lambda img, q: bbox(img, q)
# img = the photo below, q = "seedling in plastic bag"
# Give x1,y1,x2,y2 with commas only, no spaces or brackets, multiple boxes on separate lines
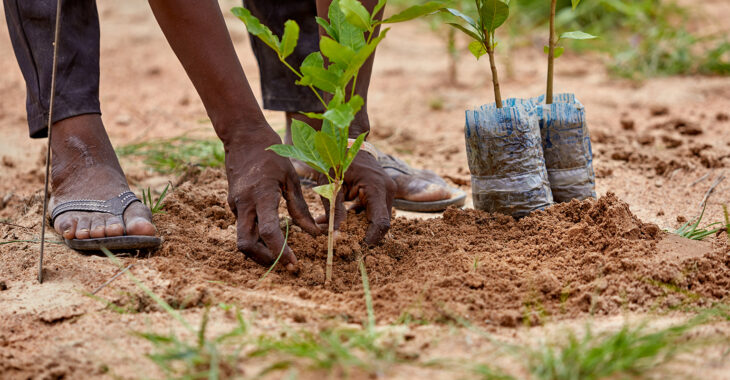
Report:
545,0,596,104
233,0,442,284
442,0,510,108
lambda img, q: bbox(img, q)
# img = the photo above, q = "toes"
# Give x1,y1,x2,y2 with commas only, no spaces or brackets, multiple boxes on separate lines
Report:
90,215,106,238
75,215,92,239
105,216,125,237
123,202,156,236
54,214,78,240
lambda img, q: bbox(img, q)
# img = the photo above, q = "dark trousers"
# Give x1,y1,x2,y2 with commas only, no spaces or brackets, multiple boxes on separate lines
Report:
4,0,101,138
243,0,324,113
3,0,323,139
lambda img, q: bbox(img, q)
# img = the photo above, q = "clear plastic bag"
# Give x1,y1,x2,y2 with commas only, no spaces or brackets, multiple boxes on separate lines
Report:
465,99,553,218
533,93,596,202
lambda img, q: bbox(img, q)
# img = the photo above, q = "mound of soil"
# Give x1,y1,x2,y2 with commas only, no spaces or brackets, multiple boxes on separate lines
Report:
149,168,729,327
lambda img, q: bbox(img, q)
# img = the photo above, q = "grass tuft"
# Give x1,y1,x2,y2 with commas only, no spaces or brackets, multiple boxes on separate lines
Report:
527,317,706,380
674,202,724,240
117,135,224,174
141,183,171,215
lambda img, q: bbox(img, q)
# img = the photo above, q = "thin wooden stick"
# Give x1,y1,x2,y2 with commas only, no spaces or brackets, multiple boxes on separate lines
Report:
91,264,133,295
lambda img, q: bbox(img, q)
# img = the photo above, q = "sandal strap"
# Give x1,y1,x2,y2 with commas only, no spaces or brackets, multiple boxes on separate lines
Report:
51,191,140,224
378,154,415,176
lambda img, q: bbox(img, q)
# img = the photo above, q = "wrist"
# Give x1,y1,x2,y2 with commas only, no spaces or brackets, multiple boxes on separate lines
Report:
217,121,280,149
348,138,379,159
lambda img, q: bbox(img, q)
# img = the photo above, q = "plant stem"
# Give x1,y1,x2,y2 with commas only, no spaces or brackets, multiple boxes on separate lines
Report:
486,35,503,108
546,0,557,104
278,58,328,108
325,183,339,285
447,28,457,85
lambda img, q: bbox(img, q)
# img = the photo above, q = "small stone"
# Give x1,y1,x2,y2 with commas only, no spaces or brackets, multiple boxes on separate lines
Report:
620,118,635,130
650,105,669,116
1,156,14,168
115,114,132,126
0,281,7,291
292,313,307,323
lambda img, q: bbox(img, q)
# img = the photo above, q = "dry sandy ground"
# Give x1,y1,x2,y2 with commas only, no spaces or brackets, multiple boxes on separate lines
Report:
1,1,730,379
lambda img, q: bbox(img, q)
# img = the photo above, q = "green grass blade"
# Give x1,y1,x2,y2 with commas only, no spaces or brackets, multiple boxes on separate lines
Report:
359,258,376,335
258,219,289,284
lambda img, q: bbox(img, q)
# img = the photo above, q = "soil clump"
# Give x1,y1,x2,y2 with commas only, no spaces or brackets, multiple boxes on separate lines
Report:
147,168,728,327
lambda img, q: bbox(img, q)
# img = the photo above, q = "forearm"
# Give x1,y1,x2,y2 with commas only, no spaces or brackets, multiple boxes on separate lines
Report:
149,0,271,145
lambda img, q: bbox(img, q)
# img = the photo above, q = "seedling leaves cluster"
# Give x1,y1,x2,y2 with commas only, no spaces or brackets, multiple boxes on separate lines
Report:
233,0,441,283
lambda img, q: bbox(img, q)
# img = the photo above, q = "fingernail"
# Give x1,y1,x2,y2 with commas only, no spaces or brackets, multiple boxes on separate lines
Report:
63,229,72,236
79,229,89,233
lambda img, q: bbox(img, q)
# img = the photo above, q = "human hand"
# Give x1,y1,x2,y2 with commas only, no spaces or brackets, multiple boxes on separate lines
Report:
225,128,320,272
316,150,396,246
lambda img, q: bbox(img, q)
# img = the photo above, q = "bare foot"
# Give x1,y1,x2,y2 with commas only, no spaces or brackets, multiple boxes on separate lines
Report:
48,115,156,240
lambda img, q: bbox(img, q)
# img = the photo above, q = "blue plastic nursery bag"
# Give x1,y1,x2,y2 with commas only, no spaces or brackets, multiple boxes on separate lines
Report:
465,99,553,218
533,93,596,202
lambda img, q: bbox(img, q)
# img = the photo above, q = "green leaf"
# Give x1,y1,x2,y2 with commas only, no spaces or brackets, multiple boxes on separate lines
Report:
446,22,482,42
315,132,341,170
320,37,356,68
323,105,357,129
479,0,510,33
329,0,367,50
382,2,445,24
267,144,328,174
373,0,387,16
560,30,597,40
571,0,581,9
322,95,364,129
442,8,477,29
340,28,389,86
339,0,372,31
468,40,487,59
543,45,565,58
267,144,305,162
347,95,364,114
279,20,300,59
300,112,325,120
316,16,337,40
290,120,321,163
328,89,346,109
343,132,367,173
313,183,336,201
231,7,280,53
301,51,325,69
298,52,340,93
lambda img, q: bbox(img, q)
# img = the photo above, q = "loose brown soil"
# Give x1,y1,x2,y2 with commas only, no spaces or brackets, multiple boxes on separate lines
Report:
114,170,730,327
2,0,730,378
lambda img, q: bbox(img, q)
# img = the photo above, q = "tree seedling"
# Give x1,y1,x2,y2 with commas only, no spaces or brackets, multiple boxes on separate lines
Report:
544,0,596,104
233,0,443,284
443,0,510,108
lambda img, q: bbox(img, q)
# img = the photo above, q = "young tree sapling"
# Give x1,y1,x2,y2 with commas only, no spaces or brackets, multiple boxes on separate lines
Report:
443,0,510,108
233,0,443,284
545,0,596,104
